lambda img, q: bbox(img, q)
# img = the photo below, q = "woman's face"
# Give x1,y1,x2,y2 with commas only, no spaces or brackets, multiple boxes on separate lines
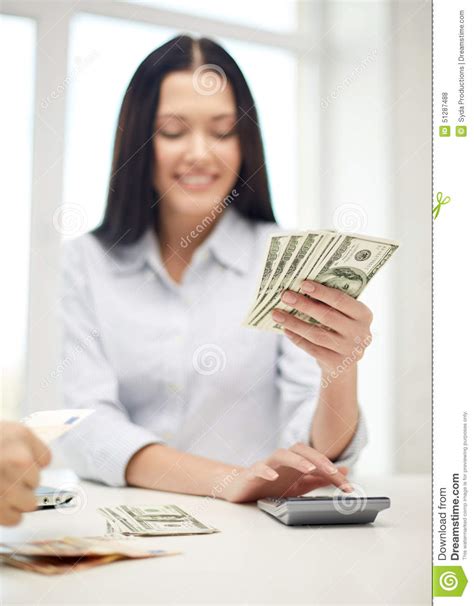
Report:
153,70,241,218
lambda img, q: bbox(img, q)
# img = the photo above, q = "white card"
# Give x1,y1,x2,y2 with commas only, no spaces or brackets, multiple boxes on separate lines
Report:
20,409,95,444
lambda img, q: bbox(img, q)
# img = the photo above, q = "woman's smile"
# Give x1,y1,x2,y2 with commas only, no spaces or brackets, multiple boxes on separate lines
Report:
175,171,219,191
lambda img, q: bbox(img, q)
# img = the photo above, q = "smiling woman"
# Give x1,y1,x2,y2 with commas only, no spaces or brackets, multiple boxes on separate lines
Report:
59,34,369,503
94,35,274,248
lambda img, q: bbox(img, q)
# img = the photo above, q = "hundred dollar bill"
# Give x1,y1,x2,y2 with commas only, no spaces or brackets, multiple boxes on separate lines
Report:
246,232,325,326
253,231,345,331
247,235,303,316
244,231,399,332
256,235,287,300
0,536,178,575
99,504,219,537
20,409,95,444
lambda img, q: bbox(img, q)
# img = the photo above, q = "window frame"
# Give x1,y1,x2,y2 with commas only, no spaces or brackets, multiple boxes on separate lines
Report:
1,0,322,415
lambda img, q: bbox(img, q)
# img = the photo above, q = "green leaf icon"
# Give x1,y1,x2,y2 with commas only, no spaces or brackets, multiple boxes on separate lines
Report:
433,566,468,597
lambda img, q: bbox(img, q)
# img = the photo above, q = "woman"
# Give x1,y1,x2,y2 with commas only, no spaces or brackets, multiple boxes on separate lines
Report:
60,35,372,503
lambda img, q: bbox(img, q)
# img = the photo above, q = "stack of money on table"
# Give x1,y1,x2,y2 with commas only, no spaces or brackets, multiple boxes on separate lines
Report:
0,536,178,574
99,504,218,537
244,230,399,332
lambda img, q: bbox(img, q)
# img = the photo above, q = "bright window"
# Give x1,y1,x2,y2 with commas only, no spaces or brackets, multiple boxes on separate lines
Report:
0,14,36,417
63,13,298,235
63,14,177,234
123,0,297,32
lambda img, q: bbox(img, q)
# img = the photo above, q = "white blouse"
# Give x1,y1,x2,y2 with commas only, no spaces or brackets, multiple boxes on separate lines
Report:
58,207,367,486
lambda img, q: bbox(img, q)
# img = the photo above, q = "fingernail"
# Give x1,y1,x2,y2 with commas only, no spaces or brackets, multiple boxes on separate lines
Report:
301,281,316,293
272,310,286,323
341,483,353,493
265,470,279,480
281,291,297,304
324,463,338,474
300,462,317,473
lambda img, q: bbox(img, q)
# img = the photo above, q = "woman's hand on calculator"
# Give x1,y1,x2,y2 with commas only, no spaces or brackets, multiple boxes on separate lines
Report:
222,442,352,503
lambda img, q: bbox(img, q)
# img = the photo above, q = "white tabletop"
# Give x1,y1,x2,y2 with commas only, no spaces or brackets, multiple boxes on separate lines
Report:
0,471,430,605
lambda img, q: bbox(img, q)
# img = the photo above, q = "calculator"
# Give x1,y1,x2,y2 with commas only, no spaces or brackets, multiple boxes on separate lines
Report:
257,496,390,526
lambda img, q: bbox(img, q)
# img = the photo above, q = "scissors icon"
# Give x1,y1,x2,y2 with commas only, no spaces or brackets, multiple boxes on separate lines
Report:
433,192,451,219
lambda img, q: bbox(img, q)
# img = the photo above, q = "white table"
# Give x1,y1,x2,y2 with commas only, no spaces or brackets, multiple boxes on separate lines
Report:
0,472,430,605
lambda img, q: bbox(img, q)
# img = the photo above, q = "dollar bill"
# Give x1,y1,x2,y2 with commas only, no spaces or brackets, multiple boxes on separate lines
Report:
20,409,95,444
255,235,301,301
244,231,399,332
98,504,219,537
0,536,178,575
255,232,345,331
246,233,323,326
255,235,287,300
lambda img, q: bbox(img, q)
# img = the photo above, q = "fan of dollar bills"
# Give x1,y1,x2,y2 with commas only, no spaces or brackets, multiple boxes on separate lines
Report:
244,230,399,332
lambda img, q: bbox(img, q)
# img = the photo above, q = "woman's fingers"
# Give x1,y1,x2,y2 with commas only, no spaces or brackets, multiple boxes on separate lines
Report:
250,449,318,480
283,466,352,498
248,445,352,495
267,449,317,474
300,281,370,321
11,484,38,513
290,443,353,492
282,474,334,498
249,462,280,481
0,504,22,526
278,293,352,335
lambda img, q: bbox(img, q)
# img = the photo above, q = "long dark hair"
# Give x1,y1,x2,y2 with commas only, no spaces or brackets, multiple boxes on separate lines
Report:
93,34,276,246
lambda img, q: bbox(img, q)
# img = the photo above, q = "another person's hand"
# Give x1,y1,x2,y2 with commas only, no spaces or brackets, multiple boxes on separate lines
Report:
222,442,351,503
271,281,373,377
0,421,51,526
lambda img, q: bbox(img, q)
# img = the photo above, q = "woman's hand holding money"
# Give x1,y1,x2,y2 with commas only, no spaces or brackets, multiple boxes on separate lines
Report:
271,281,373,377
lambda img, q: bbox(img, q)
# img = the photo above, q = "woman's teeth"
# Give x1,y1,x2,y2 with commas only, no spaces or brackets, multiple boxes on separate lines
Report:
179,175,214,185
